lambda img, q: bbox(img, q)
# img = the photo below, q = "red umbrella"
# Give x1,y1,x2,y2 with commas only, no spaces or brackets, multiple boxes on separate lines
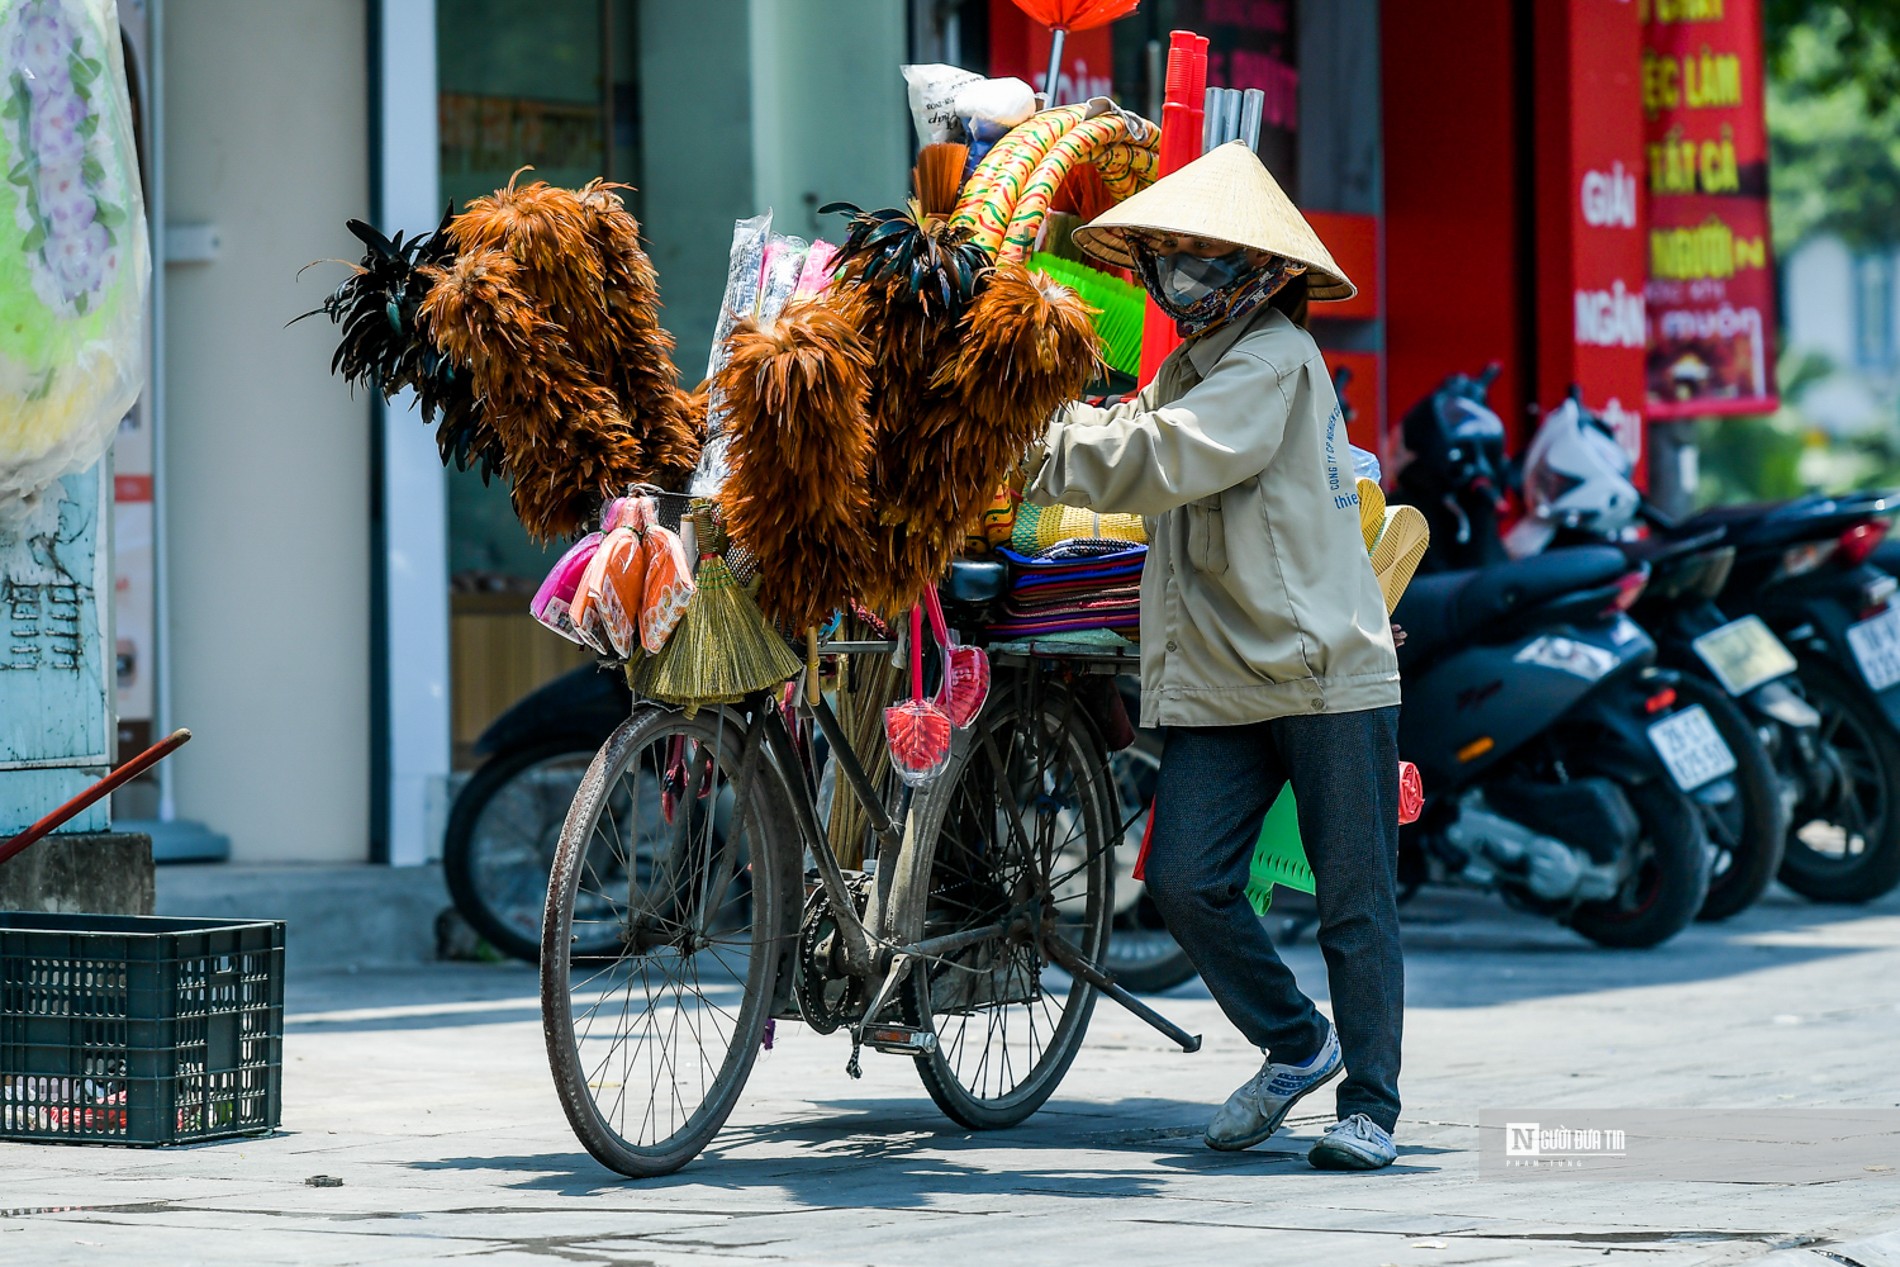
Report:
1010,0,1141,106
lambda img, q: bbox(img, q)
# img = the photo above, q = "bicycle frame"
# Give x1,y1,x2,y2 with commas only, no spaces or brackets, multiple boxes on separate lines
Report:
743,643,1201,1054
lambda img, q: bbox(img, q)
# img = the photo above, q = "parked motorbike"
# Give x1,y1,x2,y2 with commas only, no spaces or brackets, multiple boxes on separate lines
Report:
1397,384,1794,919
1675,488,1900,902
443,664,632,962
1392,546,1715,947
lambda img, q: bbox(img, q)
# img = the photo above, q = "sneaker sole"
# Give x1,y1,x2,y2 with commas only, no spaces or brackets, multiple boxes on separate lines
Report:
1307,1137,1394,1171
1203,1059,1344,1152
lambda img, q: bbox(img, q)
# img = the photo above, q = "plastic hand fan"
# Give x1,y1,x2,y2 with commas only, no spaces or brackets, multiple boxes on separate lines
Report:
1398,761,1424,825
572,528,642,658
625,498,695,654
886,699,954,787
886,607,953,786
531,532,602,643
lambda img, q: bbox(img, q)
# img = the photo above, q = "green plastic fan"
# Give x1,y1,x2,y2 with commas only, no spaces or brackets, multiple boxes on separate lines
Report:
1028,252,1145,379
1245,787,1316,915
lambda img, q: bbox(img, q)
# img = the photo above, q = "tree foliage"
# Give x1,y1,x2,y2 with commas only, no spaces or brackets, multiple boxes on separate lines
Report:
1765,0,1900,108
1766,4,1900,252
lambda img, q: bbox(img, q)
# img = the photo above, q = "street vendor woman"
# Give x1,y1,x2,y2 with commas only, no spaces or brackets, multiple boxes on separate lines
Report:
1018,141,1405,1170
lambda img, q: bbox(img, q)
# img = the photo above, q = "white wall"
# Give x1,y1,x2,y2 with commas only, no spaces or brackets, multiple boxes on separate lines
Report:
162,0,371,862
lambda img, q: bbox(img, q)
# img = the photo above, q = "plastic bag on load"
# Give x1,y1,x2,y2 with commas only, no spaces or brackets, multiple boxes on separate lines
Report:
531,532,603,644
1350,444,1382,485
903,63,982,146
701,211,772,443
954,75,1036,128
0,0,151,526
754,234,809,328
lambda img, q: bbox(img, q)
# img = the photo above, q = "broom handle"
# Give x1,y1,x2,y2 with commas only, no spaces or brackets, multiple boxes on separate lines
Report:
909,607,925,701
0,729,193,867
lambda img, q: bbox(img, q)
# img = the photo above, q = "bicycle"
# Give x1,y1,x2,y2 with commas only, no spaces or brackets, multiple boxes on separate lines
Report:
538,627,1200,1178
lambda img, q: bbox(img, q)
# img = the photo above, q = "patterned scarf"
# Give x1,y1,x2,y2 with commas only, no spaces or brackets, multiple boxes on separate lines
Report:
1130,241,1307,339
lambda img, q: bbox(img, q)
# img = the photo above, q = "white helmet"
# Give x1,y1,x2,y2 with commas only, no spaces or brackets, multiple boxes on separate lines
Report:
1520,397,1640,534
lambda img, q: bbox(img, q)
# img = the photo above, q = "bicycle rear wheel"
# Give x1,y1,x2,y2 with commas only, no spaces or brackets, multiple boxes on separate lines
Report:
900,678,1114,1129
541,704,791,1177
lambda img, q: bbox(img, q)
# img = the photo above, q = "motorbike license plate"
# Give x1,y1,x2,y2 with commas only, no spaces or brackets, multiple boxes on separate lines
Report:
1646,705,1738,792
1848,607,1900,692
1692,616,1798,696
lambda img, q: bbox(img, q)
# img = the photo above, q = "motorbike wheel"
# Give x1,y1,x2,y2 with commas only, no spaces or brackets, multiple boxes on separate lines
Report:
1102,706,1198,993
444,739,601,964
1568,780,1710,948
1672,675,1786,921
1779,659,1900,903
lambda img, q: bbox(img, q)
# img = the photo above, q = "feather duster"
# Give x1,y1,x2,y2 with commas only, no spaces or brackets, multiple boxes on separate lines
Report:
418,249,646,539
579,179,703,487
294,210,502,482
446,170,609,358
821,201,997,613
944,262,1102,430
715,302,876,630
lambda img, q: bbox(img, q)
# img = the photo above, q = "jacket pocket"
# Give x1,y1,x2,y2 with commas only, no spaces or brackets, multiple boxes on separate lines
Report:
1186,497,1229,575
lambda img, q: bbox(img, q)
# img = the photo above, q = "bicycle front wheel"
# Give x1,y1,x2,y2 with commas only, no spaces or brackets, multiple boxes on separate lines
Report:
541,704,792,1177
900,678,1114,1129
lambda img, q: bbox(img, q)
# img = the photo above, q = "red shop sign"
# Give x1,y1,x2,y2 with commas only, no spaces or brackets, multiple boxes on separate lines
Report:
1537,0,1650,467
1642,0,1778,417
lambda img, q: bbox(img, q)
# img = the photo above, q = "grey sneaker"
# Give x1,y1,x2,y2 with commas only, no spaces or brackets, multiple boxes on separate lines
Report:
1308,1113,1397,1170
1204,1026,1343,1152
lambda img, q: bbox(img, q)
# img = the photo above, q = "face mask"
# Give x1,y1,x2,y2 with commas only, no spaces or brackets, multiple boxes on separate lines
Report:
1131,241,1307,338
1148,248,1255,310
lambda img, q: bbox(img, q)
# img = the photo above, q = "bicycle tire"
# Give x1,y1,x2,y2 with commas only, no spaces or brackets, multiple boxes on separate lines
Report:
899,678,1114,1129
541,704,793,1178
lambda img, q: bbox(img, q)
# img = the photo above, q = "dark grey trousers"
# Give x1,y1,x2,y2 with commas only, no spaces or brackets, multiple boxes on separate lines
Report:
1143,706,1404,1132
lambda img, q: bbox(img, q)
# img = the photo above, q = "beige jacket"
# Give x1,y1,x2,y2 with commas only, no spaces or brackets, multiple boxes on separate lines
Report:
1025,304,1400,728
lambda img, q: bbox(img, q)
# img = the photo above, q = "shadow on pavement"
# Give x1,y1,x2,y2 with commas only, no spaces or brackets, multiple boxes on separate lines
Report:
406,1095,1425,1202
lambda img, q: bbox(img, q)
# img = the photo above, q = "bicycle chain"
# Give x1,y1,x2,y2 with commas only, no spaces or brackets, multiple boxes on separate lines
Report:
795,872,871,1034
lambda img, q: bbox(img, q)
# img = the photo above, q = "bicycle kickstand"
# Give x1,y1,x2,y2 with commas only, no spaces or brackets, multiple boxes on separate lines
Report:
1044,937,1202,1053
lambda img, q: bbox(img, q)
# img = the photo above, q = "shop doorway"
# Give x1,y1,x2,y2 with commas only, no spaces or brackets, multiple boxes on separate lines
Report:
436,0,641,767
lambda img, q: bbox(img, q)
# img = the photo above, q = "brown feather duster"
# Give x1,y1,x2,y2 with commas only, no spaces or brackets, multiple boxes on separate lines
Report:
418,249,648,539
578,179,702,486
945,263,1102,429
715,301,877,629
867,263,1100,603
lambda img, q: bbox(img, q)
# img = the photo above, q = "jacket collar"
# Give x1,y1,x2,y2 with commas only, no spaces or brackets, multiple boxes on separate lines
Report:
1184,302,1282,381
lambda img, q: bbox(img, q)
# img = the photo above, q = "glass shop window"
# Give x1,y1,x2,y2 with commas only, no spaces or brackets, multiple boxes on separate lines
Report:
436,0,641,765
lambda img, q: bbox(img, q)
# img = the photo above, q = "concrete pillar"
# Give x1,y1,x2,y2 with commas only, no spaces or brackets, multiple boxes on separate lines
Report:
160,0,372,863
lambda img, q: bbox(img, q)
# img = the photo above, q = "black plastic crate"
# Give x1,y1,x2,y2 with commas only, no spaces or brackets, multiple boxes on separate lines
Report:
0,913,284,1146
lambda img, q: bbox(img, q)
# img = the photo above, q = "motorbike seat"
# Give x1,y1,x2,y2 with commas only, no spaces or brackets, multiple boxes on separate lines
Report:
945,558,1008,604
1394,545,1630,663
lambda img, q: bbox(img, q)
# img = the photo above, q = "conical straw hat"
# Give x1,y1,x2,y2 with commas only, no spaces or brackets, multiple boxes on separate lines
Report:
1073,140,1357,301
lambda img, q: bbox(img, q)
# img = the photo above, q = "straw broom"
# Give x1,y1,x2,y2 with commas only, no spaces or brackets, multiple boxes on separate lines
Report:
629,507,801,708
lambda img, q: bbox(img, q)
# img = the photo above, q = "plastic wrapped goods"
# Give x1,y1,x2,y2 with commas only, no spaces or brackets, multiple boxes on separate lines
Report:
902,63,981,146
0,0,151,525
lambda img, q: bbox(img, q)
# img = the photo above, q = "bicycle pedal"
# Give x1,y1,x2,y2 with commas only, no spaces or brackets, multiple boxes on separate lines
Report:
862,1024,938,1056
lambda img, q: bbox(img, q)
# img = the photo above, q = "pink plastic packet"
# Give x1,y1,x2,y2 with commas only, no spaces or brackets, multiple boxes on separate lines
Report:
794,240,839,297
531,532,604,644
